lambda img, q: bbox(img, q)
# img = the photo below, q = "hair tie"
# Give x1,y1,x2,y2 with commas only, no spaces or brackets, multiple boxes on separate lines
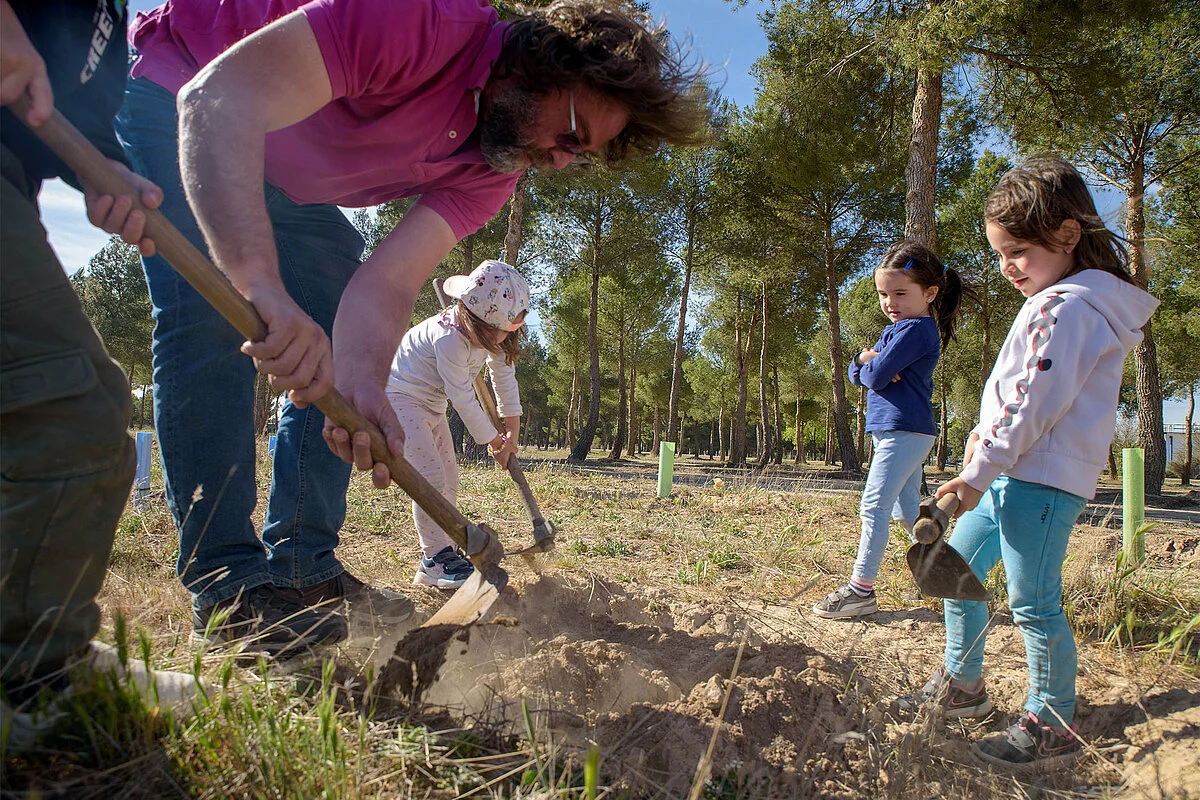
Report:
944,264,949,272
903,259,914,270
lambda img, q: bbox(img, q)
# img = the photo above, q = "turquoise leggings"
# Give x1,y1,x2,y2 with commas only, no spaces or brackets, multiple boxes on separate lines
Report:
943,475,1087,725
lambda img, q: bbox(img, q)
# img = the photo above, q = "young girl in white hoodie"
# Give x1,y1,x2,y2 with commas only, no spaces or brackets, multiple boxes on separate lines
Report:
386,260,528,589
906,155,1158,771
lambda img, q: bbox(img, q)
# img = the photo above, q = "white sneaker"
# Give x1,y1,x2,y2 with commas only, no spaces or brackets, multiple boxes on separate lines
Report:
1,641,203,750
413,547,474,589
812,584,878,619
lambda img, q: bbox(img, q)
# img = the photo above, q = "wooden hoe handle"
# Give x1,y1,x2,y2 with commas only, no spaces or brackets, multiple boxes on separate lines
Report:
14,100,501,571
912,493,961,545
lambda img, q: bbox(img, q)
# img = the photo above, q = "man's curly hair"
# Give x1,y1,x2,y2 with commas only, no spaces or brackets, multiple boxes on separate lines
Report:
494,1,708,163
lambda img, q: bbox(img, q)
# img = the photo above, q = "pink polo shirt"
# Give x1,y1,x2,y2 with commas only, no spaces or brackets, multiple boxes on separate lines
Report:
129,0,522,240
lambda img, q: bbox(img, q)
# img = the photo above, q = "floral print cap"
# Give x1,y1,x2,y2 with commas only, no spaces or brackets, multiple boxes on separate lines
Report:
443,260,530,332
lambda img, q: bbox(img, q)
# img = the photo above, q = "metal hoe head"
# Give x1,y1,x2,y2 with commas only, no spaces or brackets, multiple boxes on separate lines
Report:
906,539,989,601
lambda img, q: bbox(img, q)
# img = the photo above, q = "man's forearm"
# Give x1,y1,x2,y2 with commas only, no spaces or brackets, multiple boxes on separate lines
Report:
178,85,280,294
176,10,333,298
332,265,418,395
332,204,457,397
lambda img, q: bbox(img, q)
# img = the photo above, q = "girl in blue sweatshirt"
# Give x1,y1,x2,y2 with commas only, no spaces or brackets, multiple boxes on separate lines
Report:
813,241,969,619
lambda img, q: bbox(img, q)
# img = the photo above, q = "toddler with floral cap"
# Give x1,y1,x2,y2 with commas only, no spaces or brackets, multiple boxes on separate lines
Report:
385,260,529,588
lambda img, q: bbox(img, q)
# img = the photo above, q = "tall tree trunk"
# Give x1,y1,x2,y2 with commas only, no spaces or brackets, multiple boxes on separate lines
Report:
729,295,756,466
652,406,661,453
905,66,942,250
1126,163,1165,494
570,238,603,462
609,332,627,460
667,215,697,445
718,404,727,462
1183,385,1194,487
936,377,949,471
757,284,772,467
794,393,805,464
503,173,528,266
626,362,637,456
772,366,784,465
567,364,579,444
823,226,861,473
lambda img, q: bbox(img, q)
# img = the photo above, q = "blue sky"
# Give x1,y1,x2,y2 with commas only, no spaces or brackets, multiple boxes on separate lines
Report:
34,0,1188,426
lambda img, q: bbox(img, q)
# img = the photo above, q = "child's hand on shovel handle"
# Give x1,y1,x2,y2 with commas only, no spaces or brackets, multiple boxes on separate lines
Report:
936,477,983,518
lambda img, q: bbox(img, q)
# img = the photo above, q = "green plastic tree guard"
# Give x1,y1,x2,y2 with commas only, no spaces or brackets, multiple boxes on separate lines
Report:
657,441,676,499
1122,447,1145,565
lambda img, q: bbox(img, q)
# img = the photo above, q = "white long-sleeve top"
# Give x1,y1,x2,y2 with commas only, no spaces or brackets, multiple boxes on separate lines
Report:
960,269,1158,500
385,306,522,445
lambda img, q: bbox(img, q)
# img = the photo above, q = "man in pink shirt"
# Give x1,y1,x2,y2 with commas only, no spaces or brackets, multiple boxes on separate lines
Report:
115,0,705,655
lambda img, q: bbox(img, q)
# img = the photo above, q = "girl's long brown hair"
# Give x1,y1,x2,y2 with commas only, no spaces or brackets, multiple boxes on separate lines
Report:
985,154,1135,286
876,240,975,349
456,302,525,366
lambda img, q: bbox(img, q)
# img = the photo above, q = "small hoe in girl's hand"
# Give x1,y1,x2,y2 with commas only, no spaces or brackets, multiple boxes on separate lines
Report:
906,495,989,600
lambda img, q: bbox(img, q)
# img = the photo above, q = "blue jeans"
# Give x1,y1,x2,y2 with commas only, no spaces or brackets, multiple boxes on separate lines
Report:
114,78,365,610
943,475,1087,725
853,430,934,583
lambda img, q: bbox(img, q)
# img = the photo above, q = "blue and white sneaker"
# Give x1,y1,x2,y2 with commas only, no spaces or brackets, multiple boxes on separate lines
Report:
413,547,474,589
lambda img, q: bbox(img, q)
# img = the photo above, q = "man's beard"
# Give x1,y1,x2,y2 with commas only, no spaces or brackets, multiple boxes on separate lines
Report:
477,86,544,173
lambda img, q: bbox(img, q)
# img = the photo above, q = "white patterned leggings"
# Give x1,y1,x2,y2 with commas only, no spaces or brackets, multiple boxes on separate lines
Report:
389,395,459,558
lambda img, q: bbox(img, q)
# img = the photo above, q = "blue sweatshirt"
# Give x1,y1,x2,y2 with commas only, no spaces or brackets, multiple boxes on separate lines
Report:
848,316,940,436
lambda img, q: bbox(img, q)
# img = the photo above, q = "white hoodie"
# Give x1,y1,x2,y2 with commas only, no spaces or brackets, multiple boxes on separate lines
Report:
960,269,1158,500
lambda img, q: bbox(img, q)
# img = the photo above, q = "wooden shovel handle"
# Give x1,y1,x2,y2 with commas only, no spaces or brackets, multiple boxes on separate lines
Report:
15,100,481,554
912,493,960,545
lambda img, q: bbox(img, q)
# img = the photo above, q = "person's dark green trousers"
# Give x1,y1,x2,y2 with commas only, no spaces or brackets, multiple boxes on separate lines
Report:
1,143,135,685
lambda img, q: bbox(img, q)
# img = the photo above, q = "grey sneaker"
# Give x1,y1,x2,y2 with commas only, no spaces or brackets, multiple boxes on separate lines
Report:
973,711,1080,771
299,570,414,625
895,666,992,719
812,584,877,619
413,547,474,589
1,641,202,750
191,584,347,656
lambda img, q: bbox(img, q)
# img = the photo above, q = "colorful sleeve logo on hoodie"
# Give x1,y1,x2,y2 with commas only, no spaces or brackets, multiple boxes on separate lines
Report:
984,293,1066,444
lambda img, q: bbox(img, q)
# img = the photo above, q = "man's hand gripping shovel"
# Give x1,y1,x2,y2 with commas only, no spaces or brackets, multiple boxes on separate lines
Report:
14,99,507,628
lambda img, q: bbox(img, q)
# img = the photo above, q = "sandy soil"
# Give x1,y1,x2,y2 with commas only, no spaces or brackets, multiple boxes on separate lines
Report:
100,458,1200,798
346,559,1198,799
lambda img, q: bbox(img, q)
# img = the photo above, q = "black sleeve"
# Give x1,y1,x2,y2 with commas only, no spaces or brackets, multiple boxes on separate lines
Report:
1,0,130,190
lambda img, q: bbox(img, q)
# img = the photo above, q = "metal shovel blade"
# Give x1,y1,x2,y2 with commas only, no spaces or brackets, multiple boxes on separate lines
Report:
906,539,989,601
423,569,502,627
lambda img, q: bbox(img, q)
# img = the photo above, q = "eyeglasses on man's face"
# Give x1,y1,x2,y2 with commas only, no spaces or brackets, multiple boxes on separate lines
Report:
554,90,593,167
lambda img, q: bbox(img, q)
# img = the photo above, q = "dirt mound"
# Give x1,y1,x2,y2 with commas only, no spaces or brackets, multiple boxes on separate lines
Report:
1121,704,1200,799
362,573,875,794
351,567,1200,797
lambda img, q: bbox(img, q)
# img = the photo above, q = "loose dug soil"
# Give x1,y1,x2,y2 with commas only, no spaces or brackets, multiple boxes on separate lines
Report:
351,569,1200,798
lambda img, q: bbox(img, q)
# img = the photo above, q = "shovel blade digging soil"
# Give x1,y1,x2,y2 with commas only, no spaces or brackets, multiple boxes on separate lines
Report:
906,494,989,601
14,100,507,627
